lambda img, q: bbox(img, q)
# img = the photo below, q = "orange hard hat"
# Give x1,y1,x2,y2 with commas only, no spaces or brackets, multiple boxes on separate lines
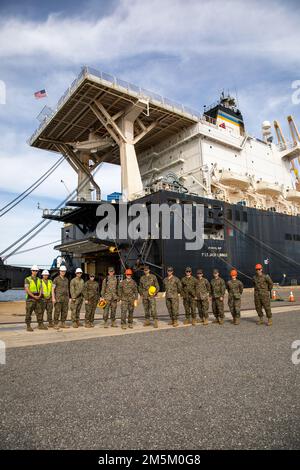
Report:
255,263,263,270
230,269,238,277
125,269,133,275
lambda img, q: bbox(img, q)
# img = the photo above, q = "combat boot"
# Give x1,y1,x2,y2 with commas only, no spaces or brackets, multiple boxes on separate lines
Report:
111,320,118,327
192,318,197,326
203,318,209,326
267,318,273,326
173,320,179,327
53,322,60,329
219,318,224,325
183,318,191,325
85,322,91,328
77,321,83,327
153,319,158,328
168,319,174,325
128,323,133,329
143,319,151,327
61,322,70,329
72,322,79,328
256,317,264,325
196,318,201,324
121,324,127,330
26,324,34,332
90,322,95,328
235,318,240,325
38,323,48,330
48,321,54,328
212,318,219,324
104,320,109,328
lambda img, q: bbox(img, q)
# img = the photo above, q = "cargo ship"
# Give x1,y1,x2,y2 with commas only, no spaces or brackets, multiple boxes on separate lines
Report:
28,66,300,287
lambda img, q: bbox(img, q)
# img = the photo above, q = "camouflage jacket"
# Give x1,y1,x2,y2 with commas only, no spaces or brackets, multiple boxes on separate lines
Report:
210,277,226,298
163,275,182,299
139,273,160,299
181,276,197,299
101,275,119,301
53,275,69,301
253,274,273,294
83,280,99,301
195,277,211,300
70,277,84,299
118,278,138,301
227,279,244,299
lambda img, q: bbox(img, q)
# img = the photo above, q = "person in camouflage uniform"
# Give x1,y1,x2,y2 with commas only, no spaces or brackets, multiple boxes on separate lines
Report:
253,263,273,326
52,265,70,329
70,268,85,328
40,269,54,327
83,273,99,328
24,265,45,331
181,267,197,326
195,269,211,325
163,267,182,327
118,269,138,329
139,265,160,328
101,267,119,328
227,269,244,325
210,269,226,325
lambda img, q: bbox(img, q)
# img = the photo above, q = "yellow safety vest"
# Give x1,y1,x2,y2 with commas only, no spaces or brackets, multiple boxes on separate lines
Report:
25,276,41,299
41,279,53,298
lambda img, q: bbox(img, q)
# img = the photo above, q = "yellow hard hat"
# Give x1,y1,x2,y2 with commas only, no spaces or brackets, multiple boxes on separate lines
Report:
98,299,107,309
148,285,156,296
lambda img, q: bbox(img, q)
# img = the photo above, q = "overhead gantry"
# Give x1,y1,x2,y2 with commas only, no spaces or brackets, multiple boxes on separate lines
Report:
29,66,199,202
89,98,157,201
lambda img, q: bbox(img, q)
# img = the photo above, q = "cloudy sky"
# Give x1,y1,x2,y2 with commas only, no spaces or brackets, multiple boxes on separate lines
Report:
0,0,300,267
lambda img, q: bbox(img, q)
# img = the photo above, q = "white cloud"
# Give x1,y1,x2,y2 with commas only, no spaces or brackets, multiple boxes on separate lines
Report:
0,0,299,67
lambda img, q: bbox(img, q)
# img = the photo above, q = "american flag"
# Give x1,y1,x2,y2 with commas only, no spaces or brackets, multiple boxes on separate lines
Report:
34,89,47,99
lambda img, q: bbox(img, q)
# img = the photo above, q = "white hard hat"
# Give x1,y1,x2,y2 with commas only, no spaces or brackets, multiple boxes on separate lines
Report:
59,265,67,272
75,268,83,273
42,269,49,276
31,265,39,271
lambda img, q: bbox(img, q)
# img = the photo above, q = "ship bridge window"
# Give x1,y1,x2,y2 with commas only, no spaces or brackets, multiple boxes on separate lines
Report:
235,211,241,221
293,234,300,241
242,212,248,222
285,234,292,241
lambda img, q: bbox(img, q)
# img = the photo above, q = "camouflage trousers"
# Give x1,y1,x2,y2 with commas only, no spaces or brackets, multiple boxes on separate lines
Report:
103,299,117,322
85,299,98,323
196,298,209,319
228,297,241,318
41,298,53,322
70,296,83,322
121,299,134,325
212,298,224,319
142,297,157,319
54,299,69,323
25,299,43,325
166,297,179,321
254,293,272,319
183,297,196,319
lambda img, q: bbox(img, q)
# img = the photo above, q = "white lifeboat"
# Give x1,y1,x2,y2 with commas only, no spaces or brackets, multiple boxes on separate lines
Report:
219,171,250,190
256,181,282,196
285,190,300,203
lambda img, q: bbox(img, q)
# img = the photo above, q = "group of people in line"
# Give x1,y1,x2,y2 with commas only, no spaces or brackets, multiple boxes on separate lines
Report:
24,263,274,332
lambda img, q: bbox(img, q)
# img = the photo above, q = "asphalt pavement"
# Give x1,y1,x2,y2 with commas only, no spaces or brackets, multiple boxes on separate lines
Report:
0,309,299,450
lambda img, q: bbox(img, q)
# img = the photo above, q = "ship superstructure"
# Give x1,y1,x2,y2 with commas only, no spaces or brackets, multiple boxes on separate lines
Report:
28,67,300,285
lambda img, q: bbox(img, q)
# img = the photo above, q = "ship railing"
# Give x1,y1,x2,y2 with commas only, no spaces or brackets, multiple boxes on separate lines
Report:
276,141,298,151
29,66,202,145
